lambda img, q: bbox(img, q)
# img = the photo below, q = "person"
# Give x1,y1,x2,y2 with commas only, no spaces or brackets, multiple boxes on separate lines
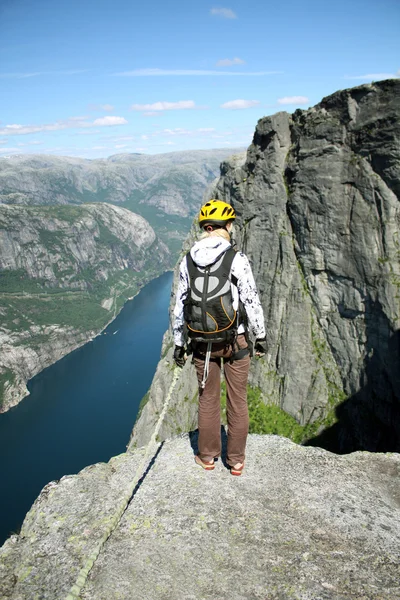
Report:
172,199,266,476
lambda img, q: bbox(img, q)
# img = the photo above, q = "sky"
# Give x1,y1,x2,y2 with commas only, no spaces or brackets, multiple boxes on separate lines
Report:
0,0,399,159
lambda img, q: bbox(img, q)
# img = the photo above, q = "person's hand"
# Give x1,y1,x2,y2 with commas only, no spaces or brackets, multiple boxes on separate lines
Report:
173,345,186,367
254,338,267,357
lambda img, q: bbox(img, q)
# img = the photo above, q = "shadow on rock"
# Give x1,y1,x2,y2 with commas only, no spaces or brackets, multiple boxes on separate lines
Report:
305,329,400,454
189,426,229,468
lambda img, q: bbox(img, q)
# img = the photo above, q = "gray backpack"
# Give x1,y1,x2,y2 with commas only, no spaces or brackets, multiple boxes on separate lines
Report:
183,248,238,343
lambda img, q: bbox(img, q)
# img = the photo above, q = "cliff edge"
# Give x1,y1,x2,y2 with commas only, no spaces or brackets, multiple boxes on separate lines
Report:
1,435,399,599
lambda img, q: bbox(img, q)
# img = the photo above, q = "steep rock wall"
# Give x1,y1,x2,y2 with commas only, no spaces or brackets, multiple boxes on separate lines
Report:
0,203,171,411
132,80,400,453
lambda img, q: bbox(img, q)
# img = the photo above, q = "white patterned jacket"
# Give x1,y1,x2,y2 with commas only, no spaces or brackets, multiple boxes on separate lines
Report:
173,237,266,347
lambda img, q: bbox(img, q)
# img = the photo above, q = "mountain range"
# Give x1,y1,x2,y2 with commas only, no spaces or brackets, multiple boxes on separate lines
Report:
0,148,243,410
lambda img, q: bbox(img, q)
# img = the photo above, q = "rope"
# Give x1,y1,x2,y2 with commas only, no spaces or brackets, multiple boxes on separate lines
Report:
65,366,181,600
200,341,212,389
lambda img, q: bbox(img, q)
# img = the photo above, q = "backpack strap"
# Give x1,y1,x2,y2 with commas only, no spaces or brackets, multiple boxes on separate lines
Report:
186,252,198,287
220,247,236,279
186,247,236,279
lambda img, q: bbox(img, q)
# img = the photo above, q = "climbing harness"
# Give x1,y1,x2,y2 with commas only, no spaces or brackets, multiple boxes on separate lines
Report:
65,366,181,600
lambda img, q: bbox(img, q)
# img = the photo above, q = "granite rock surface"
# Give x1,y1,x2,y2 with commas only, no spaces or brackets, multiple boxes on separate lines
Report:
0,435,399,600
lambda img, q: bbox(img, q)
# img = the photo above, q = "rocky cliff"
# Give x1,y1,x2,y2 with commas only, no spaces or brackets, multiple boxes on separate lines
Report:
0,149,243,258
0,435,399,599
0,203,171,411
132,79,400,453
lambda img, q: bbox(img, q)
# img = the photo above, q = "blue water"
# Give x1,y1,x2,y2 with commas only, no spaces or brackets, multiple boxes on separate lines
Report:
0,271,173,546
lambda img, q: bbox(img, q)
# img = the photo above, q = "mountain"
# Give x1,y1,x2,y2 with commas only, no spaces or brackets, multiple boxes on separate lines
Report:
131,79,400,453
1,435,399,599
0,147,243,411
0,148,245,259
0,203,171,411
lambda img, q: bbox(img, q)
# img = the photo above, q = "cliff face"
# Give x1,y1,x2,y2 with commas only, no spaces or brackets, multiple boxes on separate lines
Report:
0,149,244,258
0,203,171,411
132,79,400,453
1,435,399,599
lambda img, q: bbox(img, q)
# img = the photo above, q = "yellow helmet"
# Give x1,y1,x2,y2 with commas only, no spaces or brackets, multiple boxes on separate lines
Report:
199,199,236,228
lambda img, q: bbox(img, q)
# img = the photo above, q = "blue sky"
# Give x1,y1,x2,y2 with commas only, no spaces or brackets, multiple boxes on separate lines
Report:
0,0,399,158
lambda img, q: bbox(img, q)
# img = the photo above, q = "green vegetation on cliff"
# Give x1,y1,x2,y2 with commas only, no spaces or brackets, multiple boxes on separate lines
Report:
221,383,337,444
0,203,172,410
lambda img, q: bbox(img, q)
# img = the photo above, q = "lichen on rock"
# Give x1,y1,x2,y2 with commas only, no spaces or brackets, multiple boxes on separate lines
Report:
1,435,399,599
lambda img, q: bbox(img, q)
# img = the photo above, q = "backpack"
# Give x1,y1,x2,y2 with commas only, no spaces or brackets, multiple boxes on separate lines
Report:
183,247,239,344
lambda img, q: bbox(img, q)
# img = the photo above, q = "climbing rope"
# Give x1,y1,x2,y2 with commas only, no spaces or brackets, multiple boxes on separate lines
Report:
65,366,181,600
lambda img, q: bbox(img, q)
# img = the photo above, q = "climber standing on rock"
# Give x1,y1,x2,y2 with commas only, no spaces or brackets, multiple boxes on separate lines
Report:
172,199,266,476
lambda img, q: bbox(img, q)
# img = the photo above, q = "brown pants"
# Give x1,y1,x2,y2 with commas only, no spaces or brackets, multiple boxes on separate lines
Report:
193,334,250,467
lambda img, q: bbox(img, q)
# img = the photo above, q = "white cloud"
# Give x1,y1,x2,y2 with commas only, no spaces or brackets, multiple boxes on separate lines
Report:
0,116,128,136
115,68,280,77
92,146,107,150
115,144,128,149
0,147,20,154
89,103,115,112
210,7,237,19
198,128,215,132
130,100,197,111
0,123,68,135
141,135,149,140
69,116,89,121
92,116,128,126
277,96,309,105
220,99,260,110
0,70,87,79
344,72,399,81
216,58,245,67
0,139,8,145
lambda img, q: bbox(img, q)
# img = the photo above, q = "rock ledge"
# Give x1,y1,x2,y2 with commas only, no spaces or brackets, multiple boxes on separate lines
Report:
1,435,399,599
